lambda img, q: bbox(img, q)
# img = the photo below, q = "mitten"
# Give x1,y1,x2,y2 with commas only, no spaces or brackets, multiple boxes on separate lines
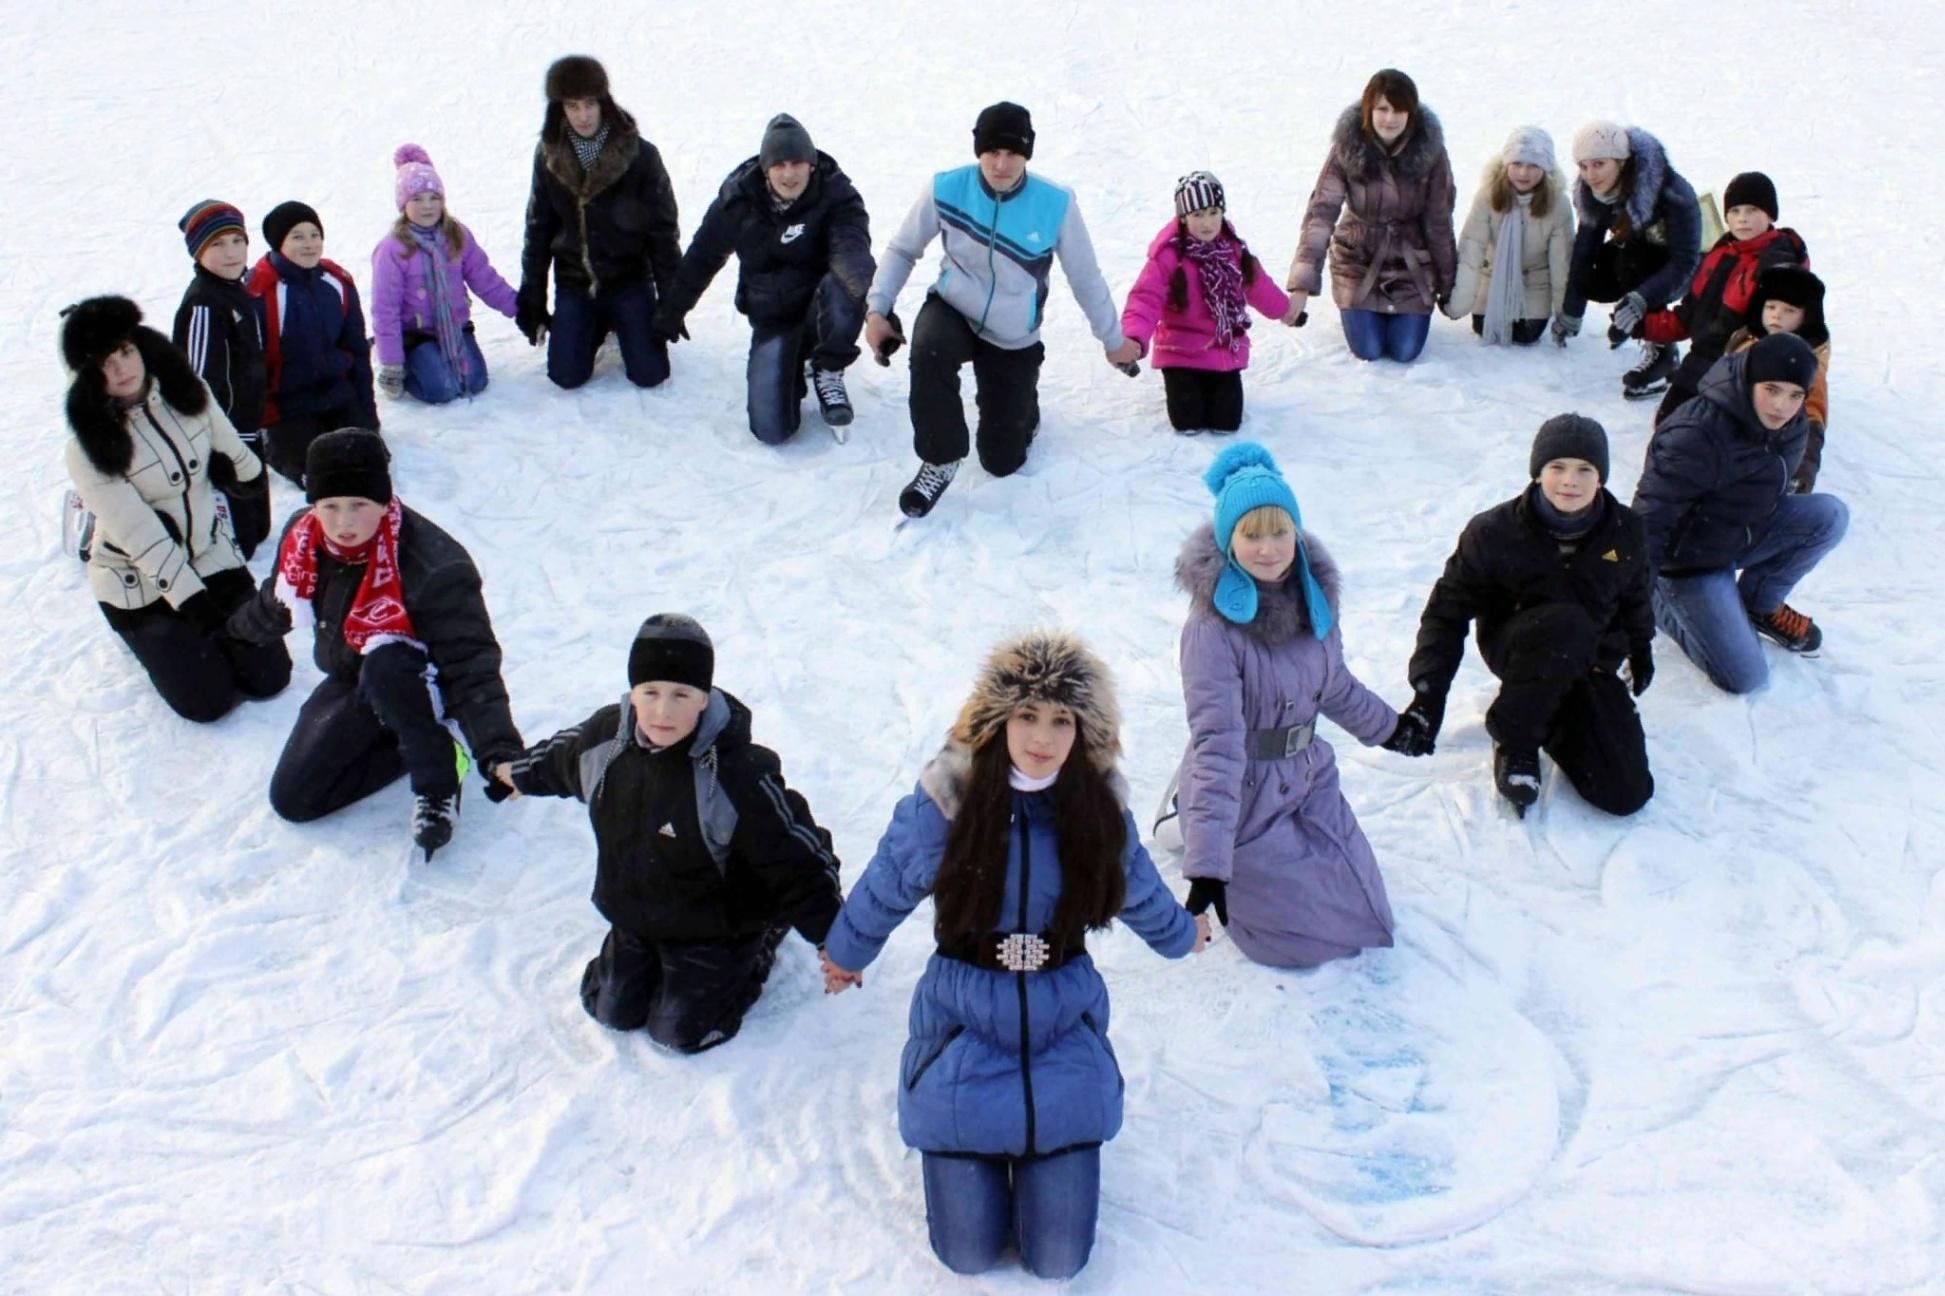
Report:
1551,313,1581,347
224,584,292,645
378,365,405,399
1185,877,1229,927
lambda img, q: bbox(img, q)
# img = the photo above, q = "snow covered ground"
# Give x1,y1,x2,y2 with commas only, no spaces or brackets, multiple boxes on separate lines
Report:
4,1,1944,1291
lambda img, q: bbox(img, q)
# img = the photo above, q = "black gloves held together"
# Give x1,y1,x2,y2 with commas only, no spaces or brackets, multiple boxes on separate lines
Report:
515,293,551,347
1382,691,1444,757
1186,877,1228,927
224,584,292,645
1627,643,1655,697
651,311,689,346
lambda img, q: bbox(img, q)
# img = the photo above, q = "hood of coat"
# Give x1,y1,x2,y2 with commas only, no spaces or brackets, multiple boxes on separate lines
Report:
1176,522,1344,645
540,105,644,199
1696,350,1804,442
916,739,1130,822
66,325,210,477
1574,125,1670,234
1331,103,1447,181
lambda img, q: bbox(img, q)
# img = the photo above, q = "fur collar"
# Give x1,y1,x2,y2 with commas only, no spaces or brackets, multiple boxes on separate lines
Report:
1330,103,1447,181
540,107,643,200
65,326,209,477
916,741,1130,821
1176,523,1344,645
1574,125,1670,234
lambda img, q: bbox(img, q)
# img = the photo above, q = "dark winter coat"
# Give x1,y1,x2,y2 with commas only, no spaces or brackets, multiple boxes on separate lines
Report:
659,151,874,328
245,252,379,428
1562,127,1701,319
1288,105,1458,315
173,267,267,435
1726,325,1831,491
1408,485,1655,701
520,108,681,302
275,505,521,764
821,743,1197,1158
1631,351,1809,575
1641,226,1809,389
505,689,842,945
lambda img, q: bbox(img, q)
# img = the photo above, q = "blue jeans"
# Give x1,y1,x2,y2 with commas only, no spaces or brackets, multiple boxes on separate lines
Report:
403,333,489,404
921,1145,1100,1280
1652,492,1849,694
746,273,866,443
1341,308,1431,362
548,281,670,389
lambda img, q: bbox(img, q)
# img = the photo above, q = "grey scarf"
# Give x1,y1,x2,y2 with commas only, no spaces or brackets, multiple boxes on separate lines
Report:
1481,193,1530,345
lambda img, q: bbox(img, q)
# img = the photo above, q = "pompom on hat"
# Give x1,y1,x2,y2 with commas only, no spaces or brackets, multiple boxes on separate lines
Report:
392,144,445,211
1204,442,1334,636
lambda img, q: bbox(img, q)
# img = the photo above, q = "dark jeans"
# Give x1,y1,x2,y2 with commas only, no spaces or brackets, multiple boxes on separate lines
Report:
268,642,458,822
264,405,370,487
747,274,866,443
908,294,1044,473
1480,605,1653,816
404,332,490,404
1161,367,1244,433
1470,315,1547,345
102,567,291,724
1580,239,1672,307
548,281,669,390
921,1145,1101,1280
579,924,786,1053
1341,309,1430,362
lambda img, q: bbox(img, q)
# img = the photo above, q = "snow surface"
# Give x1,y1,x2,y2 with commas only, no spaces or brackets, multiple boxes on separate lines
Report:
4,2,1945,1292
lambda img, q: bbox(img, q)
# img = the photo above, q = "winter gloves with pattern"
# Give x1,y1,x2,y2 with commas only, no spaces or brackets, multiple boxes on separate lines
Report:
377,365,405,399
1610,292,1647,337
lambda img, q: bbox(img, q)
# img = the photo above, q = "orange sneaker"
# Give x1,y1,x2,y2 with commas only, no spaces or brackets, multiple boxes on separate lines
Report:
1751,603,1822,654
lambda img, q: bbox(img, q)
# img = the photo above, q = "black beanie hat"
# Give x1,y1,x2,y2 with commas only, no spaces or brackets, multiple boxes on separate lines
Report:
263,201,323,254
545,54,609,103
1744,331,1818,390
628,613,714,690
1529,413,1610,483
759,113,816,170
1723,171,1779,222
973,102,1034,159
305,429,393,503
60,295,143,372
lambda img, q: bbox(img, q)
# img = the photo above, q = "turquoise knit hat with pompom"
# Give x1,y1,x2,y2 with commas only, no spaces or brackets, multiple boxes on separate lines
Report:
1204,442,1334,636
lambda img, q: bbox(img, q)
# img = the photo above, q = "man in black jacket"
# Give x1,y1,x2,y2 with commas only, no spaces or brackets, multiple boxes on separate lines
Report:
1631,333,1849,694
1402,415,1656,816
493,614,842,1054
655,114,875,443
517,55,682,390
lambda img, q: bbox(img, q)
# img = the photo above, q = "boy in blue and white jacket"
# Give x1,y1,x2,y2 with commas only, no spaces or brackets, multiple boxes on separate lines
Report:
864,102,1138,518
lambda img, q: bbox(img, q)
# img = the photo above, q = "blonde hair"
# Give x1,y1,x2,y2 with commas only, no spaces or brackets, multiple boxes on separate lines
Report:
1489,166,1557,218
1234,504,1294,539
391,213,467,259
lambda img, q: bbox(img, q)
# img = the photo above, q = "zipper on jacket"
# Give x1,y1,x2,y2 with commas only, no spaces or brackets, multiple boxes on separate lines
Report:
975,184,1001,336
142,402,196,550
907,1024,965,1091
1014,807,1037,1156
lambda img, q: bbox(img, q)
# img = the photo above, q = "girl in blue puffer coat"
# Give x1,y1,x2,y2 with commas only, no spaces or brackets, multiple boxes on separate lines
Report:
821,629,1208,1281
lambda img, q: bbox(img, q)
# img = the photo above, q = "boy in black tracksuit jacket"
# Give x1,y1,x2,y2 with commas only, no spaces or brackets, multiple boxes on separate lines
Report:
1398,415,1656,816
494,614,842,1054
173,199,272,556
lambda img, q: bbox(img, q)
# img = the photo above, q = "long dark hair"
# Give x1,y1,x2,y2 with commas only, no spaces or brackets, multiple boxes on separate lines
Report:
1165,217,1261,313
932,728,1128,948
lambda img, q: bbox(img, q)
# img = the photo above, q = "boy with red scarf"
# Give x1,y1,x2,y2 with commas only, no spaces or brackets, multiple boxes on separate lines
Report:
227,430,522,858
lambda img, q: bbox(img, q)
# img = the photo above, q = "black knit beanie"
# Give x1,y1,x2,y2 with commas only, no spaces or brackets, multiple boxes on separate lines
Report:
972,102,1034,158
1723,171,1779,222
760,114,816,169
305,429,393,503
1529,413,1610,483
1744,332,1818,389
263,201,323,254
628,614,714,690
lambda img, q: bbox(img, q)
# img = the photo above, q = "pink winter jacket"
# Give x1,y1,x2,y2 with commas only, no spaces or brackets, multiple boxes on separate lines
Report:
370,222,520,366
1120,223,1292,373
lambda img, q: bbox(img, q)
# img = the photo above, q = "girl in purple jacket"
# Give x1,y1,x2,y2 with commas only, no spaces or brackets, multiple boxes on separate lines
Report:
1171,443,1429,967
371,145,520,405
1120,172,1302,434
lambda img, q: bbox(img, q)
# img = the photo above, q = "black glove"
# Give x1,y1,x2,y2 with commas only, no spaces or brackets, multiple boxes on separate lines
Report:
515,293,551,346
652,312,689,345
1185,877,1228,927
1385,690,1445,755
224,583,292,645
872,310,905,366
178,590,225,633
1627,644,1655,697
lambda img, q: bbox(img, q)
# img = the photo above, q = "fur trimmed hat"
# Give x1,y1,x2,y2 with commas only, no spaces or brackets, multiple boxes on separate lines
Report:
392,144,444,211
950,629,1120,770
545,54,609,103
1572,121,1631,164
1746,265,1828,346
60,295,144,372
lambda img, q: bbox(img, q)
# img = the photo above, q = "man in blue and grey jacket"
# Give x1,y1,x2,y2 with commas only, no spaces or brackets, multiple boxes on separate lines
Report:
865,102,1139,517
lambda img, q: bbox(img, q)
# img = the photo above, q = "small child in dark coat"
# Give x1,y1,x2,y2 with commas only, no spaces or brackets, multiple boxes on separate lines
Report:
493,615,843,1054
1399,415,1656,817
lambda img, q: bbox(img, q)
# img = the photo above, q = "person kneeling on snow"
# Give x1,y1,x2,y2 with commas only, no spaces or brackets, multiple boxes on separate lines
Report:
1400,415,1656,818
1723,266,1832,493
1631,332,1849,694
652,113,875,444
491,615,842,1054
226,430,524,858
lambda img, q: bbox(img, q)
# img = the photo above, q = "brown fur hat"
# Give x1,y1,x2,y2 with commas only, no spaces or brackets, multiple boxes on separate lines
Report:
950,629,1121,770
545,55,609,103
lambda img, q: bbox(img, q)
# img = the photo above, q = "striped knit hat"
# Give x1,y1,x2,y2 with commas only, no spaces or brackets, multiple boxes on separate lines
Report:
1174,170,1225,217
178,199,247,260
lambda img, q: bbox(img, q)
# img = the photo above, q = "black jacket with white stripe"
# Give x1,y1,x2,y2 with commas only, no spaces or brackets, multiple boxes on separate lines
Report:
172,267,267,440
506,689,842,945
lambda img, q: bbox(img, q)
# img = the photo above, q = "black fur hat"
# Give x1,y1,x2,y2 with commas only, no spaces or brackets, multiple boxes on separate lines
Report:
60,295,143,373
63,299,208,477
1746,265,1829,347
545,55,609,103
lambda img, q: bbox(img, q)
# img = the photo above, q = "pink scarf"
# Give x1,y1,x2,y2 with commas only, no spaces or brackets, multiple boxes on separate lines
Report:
1183,233,1250,353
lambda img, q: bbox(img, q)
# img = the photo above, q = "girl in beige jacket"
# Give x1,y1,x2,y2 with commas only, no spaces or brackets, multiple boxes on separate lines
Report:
1444,127,1575,346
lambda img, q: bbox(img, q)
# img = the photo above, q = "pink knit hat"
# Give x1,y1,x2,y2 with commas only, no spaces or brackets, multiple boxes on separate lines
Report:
393,144,444,210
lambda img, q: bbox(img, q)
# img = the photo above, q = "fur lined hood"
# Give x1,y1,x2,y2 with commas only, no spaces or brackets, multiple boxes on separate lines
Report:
1176,523,1344,646
1330,103,1447,181
65,326,209,477
917,740,1131,821
1574,125,1671,234
944,628,1122,775
539,105,643,200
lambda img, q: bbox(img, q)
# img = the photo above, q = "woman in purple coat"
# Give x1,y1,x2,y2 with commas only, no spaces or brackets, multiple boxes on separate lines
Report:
1173,443,1430,967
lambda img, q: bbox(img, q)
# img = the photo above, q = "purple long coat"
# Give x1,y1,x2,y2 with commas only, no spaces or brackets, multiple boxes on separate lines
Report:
369,223,519,366
1175,525,1398,967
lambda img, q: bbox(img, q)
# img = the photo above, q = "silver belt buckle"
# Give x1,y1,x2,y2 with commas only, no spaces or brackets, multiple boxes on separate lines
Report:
1283,723,1312,757
996,932,1051,972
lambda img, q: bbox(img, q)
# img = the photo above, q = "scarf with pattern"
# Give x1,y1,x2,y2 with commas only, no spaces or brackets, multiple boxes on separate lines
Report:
275,497,419,654
1184,233,1249,352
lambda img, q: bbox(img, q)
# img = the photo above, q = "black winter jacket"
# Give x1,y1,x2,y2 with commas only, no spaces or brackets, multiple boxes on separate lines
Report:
1631,352,1809,575
273,505,522,764
173,267,267,436
1410,485,1655,698
519,109,681,302
1563,127,1701,320
659,151,874,327
505,690,842,945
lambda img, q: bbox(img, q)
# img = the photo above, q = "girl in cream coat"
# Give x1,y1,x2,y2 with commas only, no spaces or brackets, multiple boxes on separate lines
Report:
1445,127,1575,346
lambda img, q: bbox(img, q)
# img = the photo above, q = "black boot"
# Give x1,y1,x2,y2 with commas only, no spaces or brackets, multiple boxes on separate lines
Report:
413,786,462,861
1623,342,1679,399
810,364,853,436
898,459,961,518
1493,745,1542,817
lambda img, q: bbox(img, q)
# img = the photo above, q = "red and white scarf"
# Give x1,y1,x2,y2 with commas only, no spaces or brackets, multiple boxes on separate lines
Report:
274,497,421,654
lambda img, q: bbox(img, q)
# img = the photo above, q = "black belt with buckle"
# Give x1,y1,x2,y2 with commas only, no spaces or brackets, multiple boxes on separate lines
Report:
936,931,1086,973
1245,722,1315,759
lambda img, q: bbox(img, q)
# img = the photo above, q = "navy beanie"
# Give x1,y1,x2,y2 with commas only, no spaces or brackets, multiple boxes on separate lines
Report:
1745,331,1818,390
1530,413,1611,483
628,613,714,690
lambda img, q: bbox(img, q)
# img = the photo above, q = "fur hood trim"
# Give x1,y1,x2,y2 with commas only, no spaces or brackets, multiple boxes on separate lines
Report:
1331,103,1447,181
1575,125,1670,233
1176,523,1344,645
65,326,209,477
917,740,1131,821
948,629,1121,772
540,105,643,200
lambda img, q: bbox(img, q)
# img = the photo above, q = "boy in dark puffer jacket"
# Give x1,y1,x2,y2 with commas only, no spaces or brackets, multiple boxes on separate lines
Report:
1723,266,1831,492
1400,415,1655,817
493,614,842,1054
